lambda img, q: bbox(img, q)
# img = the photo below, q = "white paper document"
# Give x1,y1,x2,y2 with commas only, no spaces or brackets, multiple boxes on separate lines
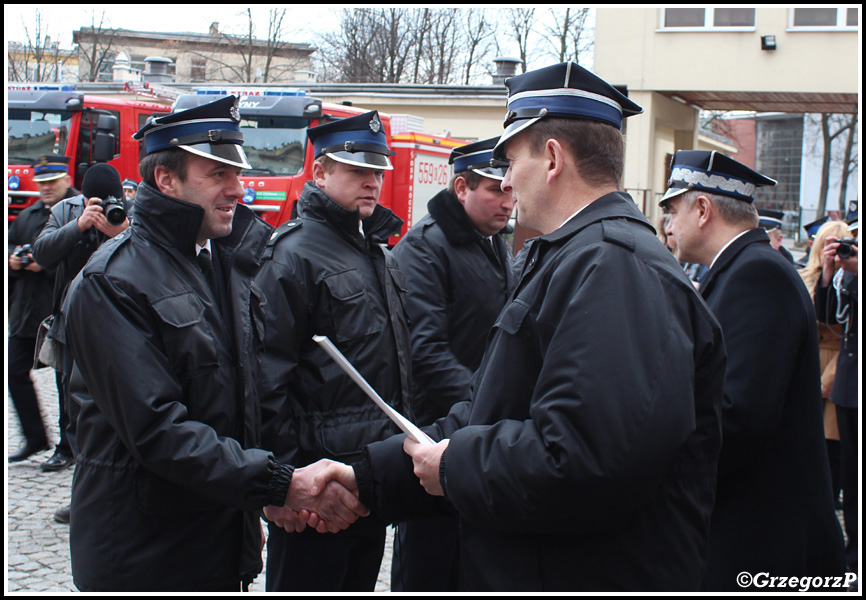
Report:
312,335,435,446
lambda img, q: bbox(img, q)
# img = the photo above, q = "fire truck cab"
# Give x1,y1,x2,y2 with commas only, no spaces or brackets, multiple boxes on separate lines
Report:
7,84,169,221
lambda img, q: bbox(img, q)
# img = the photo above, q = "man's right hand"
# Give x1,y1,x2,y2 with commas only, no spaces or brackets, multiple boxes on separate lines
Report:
285,459,368,534
77,197,107,232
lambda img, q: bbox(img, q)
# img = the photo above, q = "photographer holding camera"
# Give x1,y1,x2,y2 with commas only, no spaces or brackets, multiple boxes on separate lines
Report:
815,204,858,587
30,162,132,522
8,156,78,465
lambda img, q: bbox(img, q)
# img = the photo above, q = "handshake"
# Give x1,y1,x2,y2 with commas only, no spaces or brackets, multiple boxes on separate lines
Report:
263,437,450,534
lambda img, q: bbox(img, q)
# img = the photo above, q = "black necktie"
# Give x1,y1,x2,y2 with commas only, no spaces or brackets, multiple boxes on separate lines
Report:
197,249,218,300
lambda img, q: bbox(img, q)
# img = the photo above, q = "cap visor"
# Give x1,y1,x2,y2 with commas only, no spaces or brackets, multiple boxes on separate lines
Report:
33,172,68,182
470,166,507,181
492,117,542,159
326,151,394,171
180,143,251,170
659,186,689,206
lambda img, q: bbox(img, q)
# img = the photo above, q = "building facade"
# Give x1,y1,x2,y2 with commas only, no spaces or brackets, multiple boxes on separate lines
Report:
594,6,859,224
72,24,316,85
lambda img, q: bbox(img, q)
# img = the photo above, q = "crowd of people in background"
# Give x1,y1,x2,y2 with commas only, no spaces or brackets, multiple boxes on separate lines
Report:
7,61,858,593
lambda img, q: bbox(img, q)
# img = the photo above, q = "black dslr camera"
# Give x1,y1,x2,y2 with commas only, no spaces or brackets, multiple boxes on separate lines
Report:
101,196,127,225
13,244,32,267
836,238,858,259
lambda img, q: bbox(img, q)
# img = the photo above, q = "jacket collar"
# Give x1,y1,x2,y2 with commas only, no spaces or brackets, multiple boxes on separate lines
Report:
427,189,487,246
298,180,403,245
132,182,265,267
541,191,653,244
699,227,769,297
133,182,205,255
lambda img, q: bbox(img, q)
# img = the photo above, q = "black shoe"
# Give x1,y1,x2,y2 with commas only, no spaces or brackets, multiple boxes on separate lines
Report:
8,441,51,463
41,451,74,472
53,504,71,524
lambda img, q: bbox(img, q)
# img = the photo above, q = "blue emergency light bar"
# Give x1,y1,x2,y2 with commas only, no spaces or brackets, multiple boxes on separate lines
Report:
8,84,76,92
195,88,306,97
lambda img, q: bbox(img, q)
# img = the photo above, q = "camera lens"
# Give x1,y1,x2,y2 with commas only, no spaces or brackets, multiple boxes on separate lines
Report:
105,204,127,225
837,242,855,259
102,197,127,226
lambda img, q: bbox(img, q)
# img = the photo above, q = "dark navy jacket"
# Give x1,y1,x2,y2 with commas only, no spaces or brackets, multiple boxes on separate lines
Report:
698,228,845,590
257,182,413,468
392,189,515,425
358,192,726,591
63,183,288,591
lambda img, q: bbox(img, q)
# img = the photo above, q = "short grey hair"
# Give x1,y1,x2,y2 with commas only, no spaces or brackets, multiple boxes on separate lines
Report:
681,190,759,229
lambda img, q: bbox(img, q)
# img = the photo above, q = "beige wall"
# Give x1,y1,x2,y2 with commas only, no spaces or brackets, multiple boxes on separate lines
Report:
595,7,858,94
622,90,702,216
596,6,858,221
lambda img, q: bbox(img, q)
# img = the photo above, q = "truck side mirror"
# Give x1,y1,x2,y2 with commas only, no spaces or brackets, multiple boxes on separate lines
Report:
93,114,119,163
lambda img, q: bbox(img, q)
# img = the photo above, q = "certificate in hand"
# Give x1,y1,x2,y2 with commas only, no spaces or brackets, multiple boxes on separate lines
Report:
312,335,435,446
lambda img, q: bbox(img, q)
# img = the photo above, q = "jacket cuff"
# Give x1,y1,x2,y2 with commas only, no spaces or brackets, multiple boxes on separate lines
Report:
265,459,294,507
439,446,449,498
353,456,377,516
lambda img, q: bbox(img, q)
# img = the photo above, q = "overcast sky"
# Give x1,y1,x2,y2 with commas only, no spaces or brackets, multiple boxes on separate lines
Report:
5,4,329,47
5,4,599,76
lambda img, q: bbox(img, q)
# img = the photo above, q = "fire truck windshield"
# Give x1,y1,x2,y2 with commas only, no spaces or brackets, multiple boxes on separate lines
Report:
8,109,74,165
238,116,308,177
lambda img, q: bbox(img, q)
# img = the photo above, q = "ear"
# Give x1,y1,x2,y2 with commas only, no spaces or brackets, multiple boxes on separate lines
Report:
454,176,469,204
696,195,712,228
544,139,565,184
153,165,178,197
312,160,327,187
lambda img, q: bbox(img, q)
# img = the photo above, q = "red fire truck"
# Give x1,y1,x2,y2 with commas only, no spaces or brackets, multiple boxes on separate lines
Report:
173,88,467,243
7,84,170,221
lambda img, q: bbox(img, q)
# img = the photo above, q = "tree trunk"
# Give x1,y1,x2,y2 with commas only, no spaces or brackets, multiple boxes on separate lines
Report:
837,113,857,212
816,114,832,218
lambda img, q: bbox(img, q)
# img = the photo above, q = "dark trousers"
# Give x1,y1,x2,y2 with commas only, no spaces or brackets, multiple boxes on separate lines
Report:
55,346,76,457
826,439,842,500
266,522,385,592
391,517,461,591
836,405,858,572
8,336,48,447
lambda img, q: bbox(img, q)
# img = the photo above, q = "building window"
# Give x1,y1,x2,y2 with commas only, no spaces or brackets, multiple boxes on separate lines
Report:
664,8,705,27
714,8,757,27
662,8,755,29
191,57,207,82
790,7,858,29
754,117,803,216
97,53,115,82
131,54,148,73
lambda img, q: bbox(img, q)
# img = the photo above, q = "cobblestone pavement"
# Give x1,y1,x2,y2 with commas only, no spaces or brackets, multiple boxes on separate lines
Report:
6,367,393,593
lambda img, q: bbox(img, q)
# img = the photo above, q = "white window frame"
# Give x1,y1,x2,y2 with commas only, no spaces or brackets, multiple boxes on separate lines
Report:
787,7,858,31
658,7,757,32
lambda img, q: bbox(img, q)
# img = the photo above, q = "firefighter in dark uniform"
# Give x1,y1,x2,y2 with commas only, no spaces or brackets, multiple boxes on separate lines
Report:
389,136,515,591
661,150,845,590
256,110,413,592
60,97,365,592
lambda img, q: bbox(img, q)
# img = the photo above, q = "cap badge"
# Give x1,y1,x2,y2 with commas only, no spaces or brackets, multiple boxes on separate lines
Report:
369,116,381,134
